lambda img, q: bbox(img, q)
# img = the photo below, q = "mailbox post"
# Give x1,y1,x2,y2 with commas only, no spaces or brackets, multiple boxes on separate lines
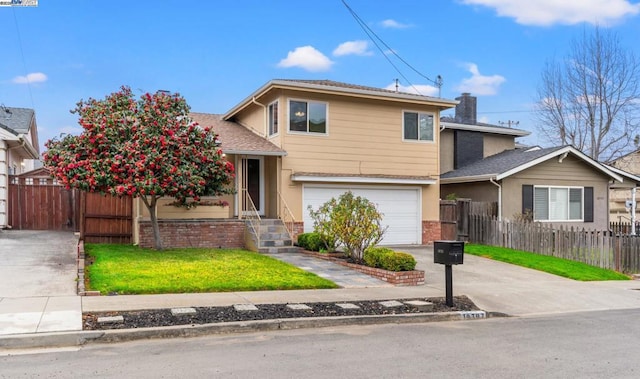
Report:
434,240,464,307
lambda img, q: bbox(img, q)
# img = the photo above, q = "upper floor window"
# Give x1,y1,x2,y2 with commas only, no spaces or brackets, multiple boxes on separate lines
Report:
289,100,327,134
534,186,583,221
268,101,278,136
403,111,434,142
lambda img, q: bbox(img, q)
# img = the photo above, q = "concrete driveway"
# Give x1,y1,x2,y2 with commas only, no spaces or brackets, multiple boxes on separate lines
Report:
399,245,640,316
0,230,78,297
0,230,81,335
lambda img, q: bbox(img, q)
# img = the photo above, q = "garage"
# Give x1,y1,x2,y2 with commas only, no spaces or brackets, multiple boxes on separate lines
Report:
302,185,422,245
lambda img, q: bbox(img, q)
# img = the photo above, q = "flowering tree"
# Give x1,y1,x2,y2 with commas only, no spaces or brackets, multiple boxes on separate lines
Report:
43,86,235,250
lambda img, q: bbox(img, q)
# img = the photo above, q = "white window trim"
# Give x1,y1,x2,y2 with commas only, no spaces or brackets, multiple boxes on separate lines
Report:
268,101,279,137
287,98,329,136
533,185,584,222
402,110,436,143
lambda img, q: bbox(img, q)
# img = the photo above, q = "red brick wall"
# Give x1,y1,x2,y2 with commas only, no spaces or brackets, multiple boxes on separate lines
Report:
139,219,245,249
291,221,304,242
302,251,424,286
422,220,442,245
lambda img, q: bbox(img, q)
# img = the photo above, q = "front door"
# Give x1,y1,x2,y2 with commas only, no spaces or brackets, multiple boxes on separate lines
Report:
241,157,264,215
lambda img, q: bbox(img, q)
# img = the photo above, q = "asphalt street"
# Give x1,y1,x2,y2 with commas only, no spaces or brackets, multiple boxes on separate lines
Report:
2,308,639,378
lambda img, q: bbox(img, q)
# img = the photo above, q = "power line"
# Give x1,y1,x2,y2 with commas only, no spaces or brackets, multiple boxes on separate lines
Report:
341,0,442,96
12,7,36,109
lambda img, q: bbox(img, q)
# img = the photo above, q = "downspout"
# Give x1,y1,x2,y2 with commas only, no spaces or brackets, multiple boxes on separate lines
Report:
490,177,502,221
251,97,268,138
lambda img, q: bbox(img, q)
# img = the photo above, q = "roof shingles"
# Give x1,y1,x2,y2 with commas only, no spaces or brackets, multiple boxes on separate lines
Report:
189,113,286,156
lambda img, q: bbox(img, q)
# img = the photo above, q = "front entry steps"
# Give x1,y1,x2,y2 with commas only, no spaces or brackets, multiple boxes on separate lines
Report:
245,219,299,254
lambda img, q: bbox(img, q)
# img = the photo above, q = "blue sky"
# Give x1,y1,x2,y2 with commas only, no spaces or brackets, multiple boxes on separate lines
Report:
2,0,640,152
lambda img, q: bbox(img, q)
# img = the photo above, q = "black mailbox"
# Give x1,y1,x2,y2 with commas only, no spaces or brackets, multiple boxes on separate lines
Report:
434,240,464,265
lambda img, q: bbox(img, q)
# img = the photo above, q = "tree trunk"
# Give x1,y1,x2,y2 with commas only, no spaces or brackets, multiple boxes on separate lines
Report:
141,196,163,250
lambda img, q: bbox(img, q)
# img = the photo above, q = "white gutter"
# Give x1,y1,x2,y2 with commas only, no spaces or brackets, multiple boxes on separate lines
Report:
490,177,502,222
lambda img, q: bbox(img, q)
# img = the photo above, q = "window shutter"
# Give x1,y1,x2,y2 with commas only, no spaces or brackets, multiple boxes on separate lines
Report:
584,187,594,222
522,185,533,214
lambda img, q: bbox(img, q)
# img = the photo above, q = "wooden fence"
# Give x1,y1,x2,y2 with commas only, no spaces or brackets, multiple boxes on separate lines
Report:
440,199,498,241
80,192,133,244
469,215,640,274
8,175,79,230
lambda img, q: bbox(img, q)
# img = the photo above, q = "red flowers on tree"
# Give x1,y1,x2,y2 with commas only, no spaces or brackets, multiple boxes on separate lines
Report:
43,86,235,250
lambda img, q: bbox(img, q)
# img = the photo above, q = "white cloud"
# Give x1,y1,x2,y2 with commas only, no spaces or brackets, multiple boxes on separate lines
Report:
277,46,334,72
384,82,439,97
333,40,373,57
380,19,412,28
456,63,506,95
12,72,48,84
461,0,640,26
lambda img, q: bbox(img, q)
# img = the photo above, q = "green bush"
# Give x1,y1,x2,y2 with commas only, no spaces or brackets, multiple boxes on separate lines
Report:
296,232,336,252
308,191,387,263
363,247,416,272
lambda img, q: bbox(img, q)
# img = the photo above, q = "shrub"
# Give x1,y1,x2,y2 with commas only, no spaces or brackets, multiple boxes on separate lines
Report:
308,191,387,263
363,247,417,272
296,232,336,252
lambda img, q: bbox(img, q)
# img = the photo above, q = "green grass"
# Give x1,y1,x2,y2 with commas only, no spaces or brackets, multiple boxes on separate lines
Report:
465,244,630,281
85,244,339,294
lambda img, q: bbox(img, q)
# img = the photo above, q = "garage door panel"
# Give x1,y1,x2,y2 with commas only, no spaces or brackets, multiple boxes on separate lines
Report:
303,186,421,245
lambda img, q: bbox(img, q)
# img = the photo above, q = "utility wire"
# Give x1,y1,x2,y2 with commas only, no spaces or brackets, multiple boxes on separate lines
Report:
12,7,36,110
341,0,442,96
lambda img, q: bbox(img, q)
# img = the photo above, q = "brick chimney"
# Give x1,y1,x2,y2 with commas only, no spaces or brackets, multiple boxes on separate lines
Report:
454,93,477,125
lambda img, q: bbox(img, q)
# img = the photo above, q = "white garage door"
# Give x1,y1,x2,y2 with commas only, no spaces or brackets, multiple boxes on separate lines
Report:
303,185,421,245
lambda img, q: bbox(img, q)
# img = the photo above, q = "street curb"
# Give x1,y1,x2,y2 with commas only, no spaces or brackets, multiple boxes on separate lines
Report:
0,311,489,350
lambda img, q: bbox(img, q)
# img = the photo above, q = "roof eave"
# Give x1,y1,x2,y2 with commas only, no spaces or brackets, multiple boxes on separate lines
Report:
441,121,530,137
223,80,458,120
440,175,497,184
291,174,436,185
223,149,287,157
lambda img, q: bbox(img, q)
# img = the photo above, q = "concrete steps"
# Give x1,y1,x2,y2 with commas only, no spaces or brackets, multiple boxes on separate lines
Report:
246,219,299,254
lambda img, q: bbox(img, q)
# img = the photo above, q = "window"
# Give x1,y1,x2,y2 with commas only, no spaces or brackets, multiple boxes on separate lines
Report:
268,101,278,136
289,100,327,134
403,111,434,142
533,186,583,221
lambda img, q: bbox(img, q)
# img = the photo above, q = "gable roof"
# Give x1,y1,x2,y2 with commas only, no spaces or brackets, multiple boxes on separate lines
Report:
440,145,623,184
223,79,458,120
0,106,39,158
440,116,530,137
189,113,286,156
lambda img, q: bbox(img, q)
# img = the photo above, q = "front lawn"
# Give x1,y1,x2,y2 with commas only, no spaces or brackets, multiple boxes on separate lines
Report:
464,244,630,281
85,244,339,294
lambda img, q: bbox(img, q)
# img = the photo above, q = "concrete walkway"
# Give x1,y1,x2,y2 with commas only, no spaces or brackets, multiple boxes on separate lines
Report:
0,230,82,336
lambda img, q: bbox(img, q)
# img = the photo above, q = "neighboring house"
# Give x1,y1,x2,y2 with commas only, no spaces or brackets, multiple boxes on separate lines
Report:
439,94,627,231
135,79,458,246
0,106,40,228
608,150,640,224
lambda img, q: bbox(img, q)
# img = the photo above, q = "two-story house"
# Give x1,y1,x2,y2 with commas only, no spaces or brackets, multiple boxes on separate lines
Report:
134,80,458,247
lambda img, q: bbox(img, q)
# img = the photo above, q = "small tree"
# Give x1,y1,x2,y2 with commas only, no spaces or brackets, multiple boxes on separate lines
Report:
43,86,235,250
308,191,387,263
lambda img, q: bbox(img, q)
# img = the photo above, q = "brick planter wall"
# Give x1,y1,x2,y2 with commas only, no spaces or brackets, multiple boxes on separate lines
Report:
422,220,442,245
138,219,245,249
302,251,425,286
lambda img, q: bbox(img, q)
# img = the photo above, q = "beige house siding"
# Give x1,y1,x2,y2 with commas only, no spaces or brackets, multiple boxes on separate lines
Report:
503,156,611,230
440,130,454,174
278,92,439,178
483,135,515,158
